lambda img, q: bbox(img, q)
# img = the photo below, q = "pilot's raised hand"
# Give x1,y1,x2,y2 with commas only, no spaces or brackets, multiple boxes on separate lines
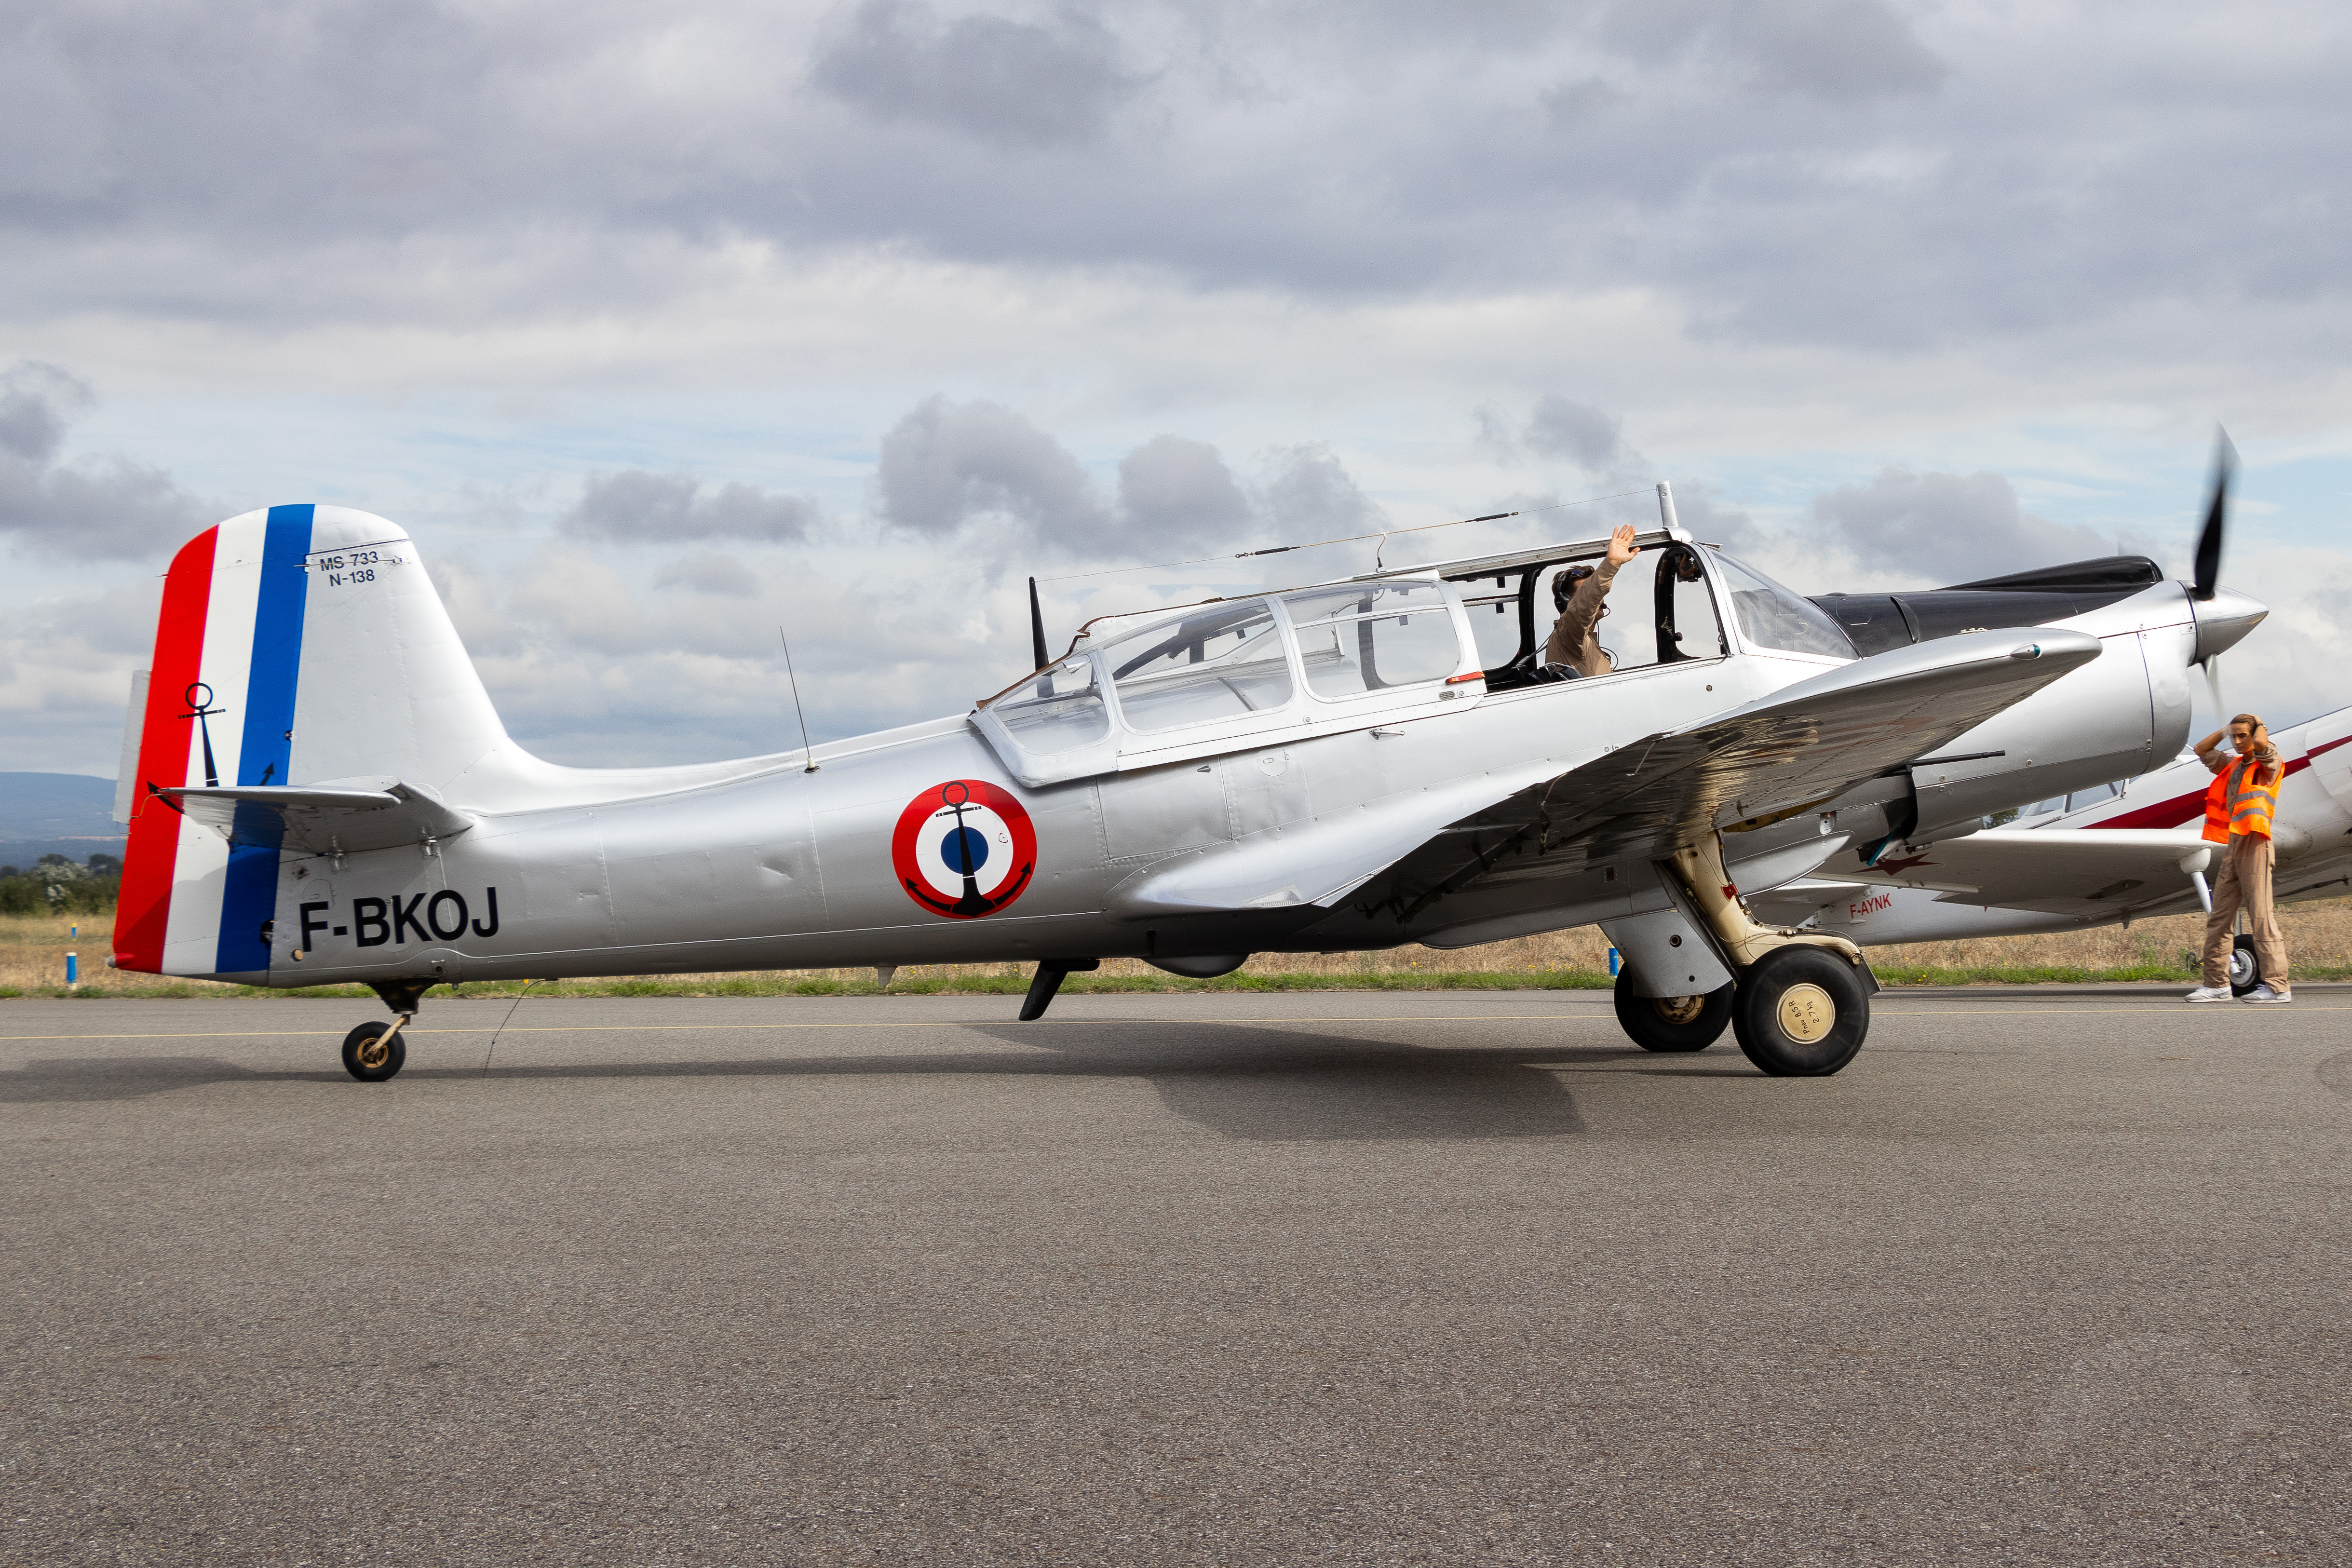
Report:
1606,524,1640,568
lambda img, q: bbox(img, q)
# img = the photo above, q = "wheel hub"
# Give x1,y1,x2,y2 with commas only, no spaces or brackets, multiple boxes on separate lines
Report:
1775,983,1836,1044
1650,994,1706,1026
2229,947,2257,987
357,1033,390,1068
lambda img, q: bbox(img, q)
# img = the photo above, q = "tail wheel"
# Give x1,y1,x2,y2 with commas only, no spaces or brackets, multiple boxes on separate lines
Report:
2229,934,2262,997
342,1021,406,1083
1732,946,1869,1077
1612,976,1734,1053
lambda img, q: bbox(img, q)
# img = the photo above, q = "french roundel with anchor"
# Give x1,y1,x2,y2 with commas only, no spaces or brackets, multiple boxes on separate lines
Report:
891,780,1038,919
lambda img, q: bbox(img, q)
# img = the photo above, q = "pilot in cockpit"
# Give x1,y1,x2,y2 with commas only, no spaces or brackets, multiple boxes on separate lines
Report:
1541,524,1640,679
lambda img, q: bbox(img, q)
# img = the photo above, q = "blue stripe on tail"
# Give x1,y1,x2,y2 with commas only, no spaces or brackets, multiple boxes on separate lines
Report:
216,505,315,975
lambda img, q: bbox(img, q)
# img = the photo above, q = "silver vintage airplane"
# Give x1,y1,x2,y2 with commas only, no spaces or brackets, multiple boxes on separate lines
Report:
109,463,2263,1081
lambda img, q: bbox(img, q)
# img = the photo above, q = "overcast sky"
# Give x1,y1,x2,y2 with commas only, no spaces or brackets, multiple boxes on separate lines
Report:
4,0,2349,773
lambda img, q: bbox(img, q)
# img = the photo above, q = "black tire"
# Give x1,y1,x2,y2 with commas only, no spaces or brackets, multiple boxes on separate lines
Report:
1732,946,1869,1077
342,1021,406,1082
2229,934,2262,998
1613,977,1735,1053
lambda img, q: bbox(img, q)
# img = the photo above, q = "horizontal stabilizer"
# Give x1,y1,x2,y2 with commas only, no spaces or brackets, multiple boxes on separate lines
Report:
155,777,475,853
1848,826,2214,913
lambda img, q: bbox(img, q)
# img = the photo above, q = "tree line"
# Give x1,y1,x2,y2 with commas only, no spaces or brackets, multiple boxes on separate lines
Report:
0,852,123,916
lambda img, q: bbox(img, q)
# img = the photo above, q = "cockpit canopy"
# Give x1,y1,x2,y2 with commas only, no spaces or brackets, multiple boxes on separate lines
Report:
973,533,1854,787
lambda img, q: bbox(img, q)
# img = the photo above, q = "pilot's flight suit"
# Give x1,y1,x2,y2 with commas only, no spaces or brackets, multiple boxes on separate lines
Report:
1543,558,1621,678
2201,747,2290,995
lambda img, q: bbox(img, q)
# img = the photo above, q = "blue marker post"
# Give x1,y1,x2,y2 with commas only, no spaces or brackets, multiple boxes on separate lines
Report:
1607,946,1619,977
67,923,78,986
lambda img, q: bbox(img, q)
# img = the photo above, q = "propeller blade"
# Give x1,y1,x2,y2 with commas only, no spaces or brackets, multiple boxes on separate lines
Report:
2205,652,2227,719
2191,426,2237,601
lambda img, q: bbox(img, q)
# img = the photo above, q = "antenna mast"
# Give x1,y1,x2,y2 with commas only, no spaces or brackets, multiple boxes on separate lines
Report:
778,627,819,773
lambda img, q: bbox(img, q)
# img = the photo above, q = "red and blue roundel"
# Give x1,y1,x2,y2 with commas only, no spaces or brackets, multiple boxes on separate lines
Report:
891,780,1038,919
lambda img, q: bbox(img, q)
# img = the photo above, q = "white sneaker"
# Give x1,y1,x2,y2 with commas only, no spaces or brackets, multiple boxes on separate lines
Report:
2242,984,2291,1004
2183,986,2232,1002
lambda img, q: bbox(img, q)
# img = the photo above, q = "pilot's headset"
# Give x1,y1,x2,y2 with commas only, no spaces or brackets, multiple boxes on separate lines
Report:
1552,564,1606,617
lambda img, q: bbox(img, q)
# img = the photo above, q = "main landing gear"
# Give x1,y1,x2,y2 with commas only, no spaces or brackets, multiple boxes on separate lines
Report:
1613,980,1734,1053
342,980,433,1082
1610,834,1878,1076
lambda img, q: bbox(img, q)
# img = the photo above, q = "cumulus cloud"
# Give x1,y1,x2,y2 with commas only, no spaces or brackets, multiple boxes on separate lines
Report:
655,552,759,596
1599,0,1948,102
1523,395,1625,470
873,396,1277,560
811,0,1141,148
876,395,1109,545
1118,434,1251,539
1257,445,1384,538
560,471,819,543
0,0,2338,357
1809,469,2118,585
0,362,212,561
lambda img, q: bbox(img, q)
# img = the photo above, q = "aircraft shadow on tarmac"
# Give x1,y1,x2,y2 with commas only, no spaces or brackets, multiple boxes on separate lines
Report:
0,1024,1783,1139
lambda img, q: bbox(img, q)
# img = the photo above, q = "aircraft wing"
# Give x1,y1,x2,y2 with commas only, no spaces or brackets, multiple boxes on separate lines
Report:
1110,627,2100,925
1318,628,2103,930
153,778,476,853
1846,826,2214,914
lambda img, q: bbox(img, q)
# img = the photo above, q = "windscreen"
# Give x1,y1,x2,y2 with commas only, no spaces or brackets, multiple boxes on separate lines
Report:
988,653,1110,754
1104,601,1294,732
1711,554,1855,659
1284,581,1463,698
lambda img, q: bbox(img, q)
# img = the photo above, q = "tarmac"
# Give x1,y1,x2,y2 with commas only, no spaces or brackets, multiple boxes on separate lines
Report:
3,986,2348,1566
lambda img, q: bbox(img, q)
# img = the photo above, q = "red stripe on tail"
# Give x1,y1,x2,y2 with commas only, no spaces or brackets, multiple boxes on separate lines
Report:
116,528,218,974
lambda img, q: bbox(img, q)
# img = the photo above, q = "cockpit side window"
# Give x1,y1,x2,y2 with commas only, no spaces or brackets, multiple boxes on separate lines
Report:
1284,581,1463,699
1711,553,1856,659
1462,577,1522,669
1103,602,1294,733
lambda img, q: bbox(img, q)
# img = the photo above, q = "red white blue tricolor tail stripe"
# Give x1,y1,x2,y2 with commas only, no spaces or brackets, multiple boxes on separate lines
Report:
119,505,316,978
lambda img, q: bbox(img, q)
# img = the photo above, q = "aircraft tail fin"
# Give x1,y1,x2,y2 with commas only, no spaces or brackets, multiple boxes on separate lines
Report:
117,506,510,978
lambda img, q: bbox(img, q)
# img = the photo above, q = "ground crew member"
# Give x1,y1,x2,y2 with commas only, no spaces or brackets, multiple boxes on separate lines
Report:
2184,713,2291,1003
1542,524,1640,679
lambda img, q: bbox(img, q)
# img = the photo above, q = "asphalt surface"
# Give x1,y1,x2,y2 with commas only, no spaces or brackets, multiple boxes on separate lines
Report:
3,987,2349,1567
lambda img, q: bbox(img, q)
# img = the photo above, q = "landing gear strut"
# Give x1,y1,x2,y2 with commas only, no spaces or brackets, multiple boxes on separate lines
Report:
342,980,434,1082
1663,833,1878,1077
1018,958,1099,1021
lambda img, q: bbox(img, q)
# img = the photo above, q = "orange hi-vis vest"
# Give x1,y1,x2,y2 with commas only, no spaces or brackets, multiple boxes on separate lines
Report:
2203,771,2231,843
2227,758,2280,839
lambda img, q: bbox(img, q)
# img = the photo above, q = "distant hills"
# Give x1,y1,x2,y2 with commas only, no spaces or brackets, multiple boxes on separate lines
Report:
0,772,124,870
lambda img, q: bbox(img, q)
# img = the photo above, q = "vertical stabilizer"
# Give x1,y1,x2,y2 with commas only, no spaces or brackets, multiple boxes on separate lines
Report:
116,506,511,978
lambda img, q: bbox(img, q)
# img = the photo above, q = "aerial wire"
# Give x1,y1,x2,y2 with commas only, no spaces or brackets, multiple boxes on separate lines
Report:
1037,486,1652,584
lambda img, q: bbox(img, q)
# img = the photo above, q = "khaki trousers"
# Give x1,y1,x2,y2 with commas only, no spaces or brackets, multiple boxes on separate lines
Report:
2202,834,2290,989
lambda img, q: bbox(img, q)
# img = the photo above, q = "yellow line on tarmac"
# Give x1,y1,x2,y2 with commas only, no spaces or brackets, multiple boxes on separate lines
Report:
10,1006,2337,1046
1875,1004,2350,1015
0,1013,1620,1044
